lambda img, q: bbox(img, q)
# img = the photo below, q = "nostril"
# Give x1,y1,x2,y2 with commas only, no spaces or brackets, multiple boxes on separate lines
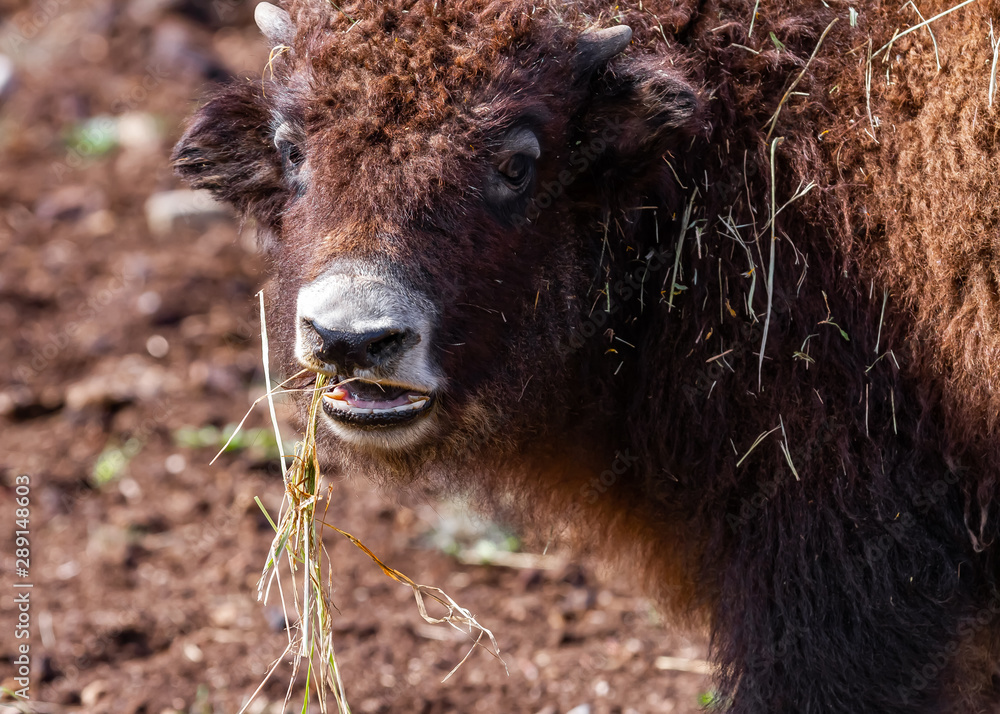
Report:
366,330,406,360
304,320,415,371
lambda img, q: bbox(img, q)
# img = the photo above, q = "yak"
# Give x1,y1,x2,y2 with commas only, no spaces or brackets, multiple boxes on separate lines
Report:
173,0,1000,711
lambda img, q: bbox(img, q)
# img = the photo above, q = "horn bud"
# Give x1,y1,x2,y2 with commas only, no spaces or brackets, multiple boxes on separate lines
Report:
255,2,295,46
576,25,633,72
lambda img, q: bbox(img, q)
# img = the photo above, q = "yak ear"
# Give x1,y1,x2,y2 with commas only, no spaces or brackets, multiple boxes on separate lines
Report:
578,55,702,180
172,81,287,229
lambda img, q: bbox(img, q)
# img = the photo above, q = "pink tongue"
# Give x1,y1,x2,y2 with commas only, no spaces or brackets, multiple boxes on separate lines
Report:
329,385,415,409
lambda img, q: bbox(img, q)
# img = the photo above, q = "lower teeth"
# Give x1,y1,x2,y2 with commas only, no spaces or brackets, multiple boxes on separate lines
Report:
324,395,428,414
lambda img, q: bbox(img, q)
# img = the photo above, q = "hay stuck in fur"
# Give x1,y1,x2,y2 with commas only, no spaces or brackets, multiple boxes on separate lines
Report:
236,293,503,714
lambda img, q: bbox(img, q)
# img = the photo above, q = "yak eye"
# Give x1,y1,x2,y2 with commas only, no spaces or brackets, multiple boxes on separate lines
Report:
499,153,533,187
484,127,541,219
274,122,305,171
493,127,540,194
280,139,304,168
276,136,304,170
273,121,307,198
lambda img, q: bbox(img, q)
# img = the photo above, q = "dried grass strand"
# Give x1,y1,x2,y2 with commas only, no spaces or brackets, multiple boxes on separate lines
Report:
903,1,942,70
764,19,839,142
873,0,977,59
989,20,1000,108
759,136,783,389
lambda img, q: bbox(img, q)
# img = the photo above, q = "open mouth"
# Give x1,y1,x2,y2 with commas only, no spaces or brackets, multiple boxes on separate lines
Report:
322,378,434,428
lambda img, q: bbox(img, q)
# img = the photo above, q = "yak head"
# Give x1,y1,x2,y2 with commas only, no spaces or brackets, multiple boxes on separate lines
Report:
173,0,701,486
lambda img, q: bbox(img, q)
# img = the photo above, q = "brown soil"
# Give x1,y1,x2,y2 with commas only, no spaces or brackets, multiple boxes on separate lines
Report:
0,2,710,712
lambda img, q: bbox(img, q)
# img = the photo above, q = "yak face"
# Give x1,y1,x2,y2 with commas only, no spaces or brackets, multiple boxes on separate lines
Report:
173,0,701,466
293,125,545,451
295,258,441,451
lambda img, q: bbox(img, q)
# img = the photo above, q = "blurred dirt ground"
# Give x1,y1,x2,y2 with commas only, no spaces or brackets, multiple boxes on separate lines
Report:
0,1,710,712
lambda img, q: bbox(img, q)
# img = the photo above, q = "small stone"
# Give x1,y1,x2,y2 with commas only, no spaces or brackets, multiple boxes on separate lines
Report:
35,185,106,223
137,291,162,315
55,561,81,580
182,642,204,663
146,335,169,358
117,112,161,152
0,54,14,102
209,601,239,628
145,189,229,235
81,209,116,237
0,390,17,417
118,477,142,501
81,679,110,707
65,355,179,410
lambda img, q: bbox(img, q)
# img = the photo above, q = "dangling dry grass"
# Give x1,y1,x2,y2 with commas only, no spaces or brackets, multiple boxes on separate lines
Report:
236,292,504,714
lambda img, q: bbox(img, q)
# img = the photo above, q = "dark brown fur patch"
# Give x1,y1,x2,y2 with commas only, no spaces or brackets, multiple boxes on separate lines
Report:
174,1,1000,711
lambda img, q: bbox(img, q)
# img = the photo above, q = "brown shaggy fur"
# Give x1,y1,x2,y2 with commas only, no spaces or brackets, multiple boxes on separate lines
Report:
174,1,1000,711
